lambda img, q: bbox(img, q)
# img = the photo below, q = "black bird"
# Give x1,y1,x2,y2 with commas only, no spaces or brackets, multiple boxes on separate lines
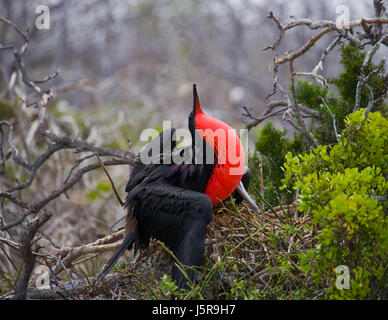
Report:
95,85,258,289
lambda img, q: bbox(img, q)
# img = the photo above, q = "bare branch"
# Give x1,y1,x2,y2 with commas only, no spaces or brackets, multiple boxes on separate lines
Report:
293,72,327,87
14,210,52,300
354,30,388,111
33,68,61,84
247,12,388,134
320,96,339,143
52,229,125,276
364,83,375,118
95,153,124,207
263,12,284,51
244,106,287,130
289,61,318,147
265,60,279,99
0,17,28,55
276,27,335,65
262,13,388,67
312,35,343,75
0,16,138,299
0,159,131,232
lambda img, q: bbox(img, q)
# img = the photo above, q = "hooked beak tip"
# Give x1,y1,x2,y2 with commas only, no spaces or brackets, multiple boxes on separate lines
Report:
236,181,259,213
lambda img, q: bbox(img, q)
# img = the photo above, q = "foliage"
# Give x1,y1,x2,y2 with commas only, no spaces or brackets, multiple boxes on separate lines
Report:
86,179,112,201
0,100,13,121
249,44,387,209
282,110,388,299
249,122,306,206
0,269,16,295
157,275,189,299
295,45,387,145
329,45,386,112
226,280,263,300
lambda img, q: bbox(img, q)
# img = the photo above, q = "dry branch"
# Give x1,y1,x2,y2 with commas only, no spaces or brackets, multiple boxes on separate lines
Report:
320,96,339,143
289,61,318,147
244,11,388,135
14,210,52,300
354,30,388,112
0,17,138,299
276,27,335,65
52,229,125,276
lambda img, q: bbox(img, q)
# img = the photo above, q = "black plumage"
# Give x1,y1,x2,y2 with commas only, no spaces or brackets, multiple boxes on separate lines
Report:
95,91,217,289
95,85,251,290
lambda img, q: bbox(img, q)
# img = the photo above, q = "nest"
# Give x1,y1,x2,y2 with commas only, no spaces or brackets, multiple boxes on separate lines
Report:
75,199,313,300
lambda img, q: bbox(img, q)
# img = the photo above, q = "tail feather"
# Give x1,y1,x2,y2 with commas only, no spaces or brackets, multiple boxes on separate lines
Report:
94,230,135,286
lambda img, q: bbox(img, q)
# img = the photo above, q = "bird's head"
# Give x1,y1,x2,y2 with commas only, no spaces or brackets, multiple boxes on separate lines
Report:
189,84,244,168
188,84,259,212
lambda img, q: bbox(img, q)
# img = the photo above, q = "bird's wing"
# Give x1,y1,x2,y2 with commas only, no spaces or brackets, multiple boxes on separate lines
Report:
138,127,177,164
127,182,213,289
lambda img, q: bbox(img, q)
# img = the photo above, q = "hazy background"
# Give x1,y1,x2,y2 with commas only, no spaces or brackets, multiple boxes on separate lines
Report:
0,0,380,140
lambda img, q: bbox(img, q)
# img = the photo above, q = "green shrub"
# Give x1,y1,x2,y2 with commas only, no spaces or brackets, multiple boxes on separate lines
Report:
227,280,263,300
249,122,306,206
249,45,387,208
329,45,386,114
295,45,387,145
282,110,388,299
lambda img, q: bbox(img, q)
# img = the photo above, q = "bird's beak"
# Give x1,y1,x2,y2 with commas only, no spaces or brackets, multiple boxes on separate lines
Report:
236,181,259,213
193,84,204,114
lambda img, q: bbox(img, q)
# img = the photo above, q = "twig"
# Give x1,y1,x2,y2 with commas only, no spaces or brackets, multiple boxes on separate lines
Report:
33,68,61,84
0,17,28,55
364,83,375,117
258,157,265,216
293,72,327,87
95,153,124,207
289,61,318,148
265,60,279,99
275,28,335,65
312,35,343,75
320,96,339,143
244,105,287,130
263,12,284,51
354,30,388,111
0,159,131,232
250,11,388,134
52,229,125,276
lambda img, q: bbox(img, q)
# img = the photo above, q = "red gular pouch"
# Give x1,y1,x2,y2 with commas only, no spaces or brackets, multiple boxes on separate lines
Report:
191,86,245,204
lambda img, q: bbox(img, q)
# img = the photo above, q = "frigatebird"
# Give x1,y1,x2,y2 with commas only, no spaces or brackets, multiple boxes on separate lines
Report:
95,84,258,289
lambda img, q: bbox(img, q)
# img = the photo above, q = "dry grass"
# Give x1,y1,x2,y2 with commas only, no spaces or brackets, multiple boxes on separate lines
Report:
0,199,318,300
62,200,317,300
